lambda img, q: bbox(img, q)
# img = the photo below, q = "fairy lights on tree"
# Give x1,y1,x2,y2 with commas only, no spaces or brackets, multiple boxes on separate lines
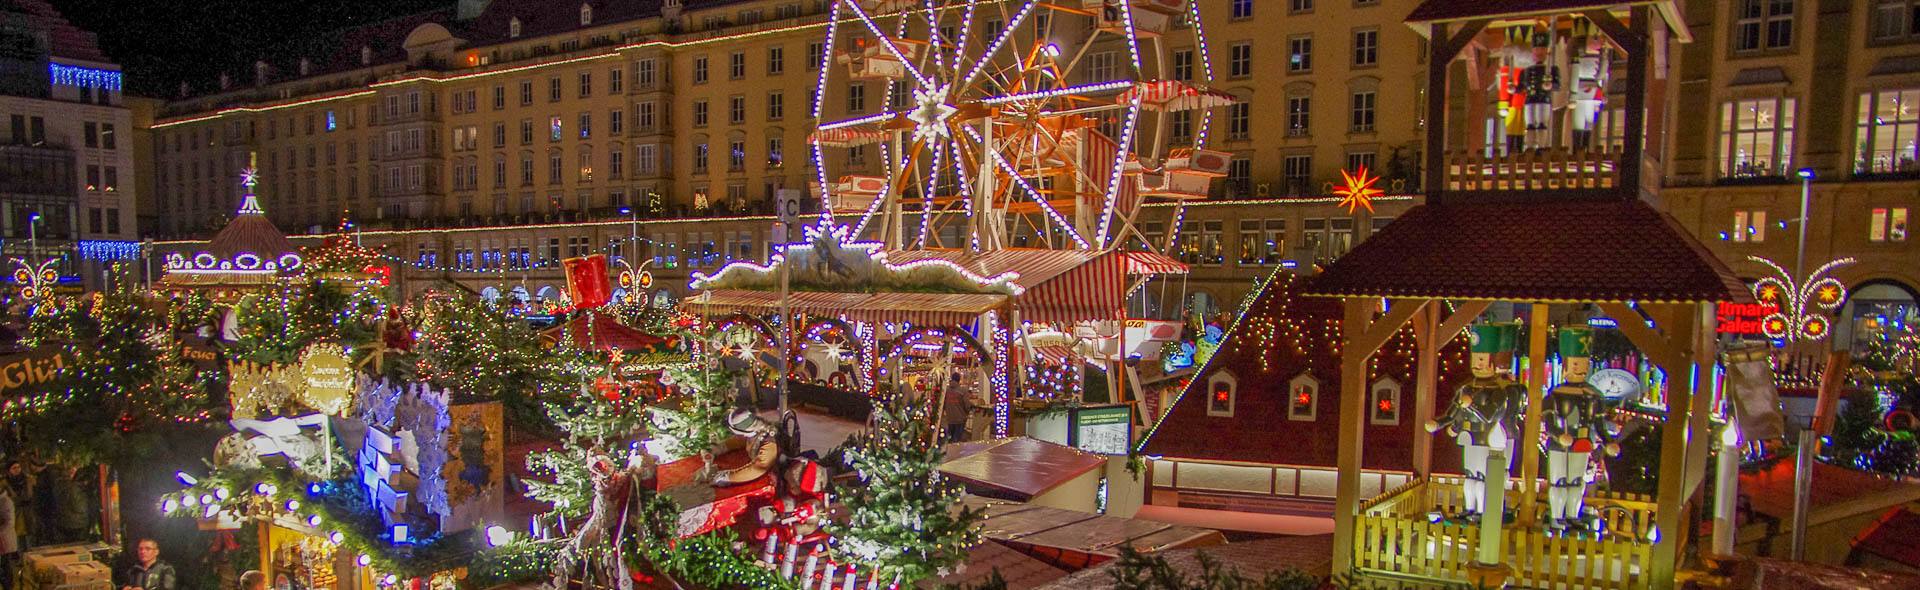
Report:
826,392,981,586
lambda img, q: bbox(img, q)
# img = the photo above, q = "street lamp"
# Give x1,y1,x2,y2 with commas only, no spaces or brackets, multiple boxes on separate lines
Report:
619,207,636,264
27,212,40,261
1795,168,1813,280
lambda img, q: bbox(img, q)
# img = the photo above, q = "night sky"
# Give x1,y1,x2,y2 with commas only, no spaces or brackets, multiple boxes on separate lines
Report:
50,0,450,97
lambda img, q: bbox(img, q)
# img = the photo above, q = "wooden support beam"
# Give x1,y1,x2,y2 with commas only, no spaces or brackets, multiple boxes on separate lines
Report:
1648,303,1701,590
1684,304,1720,502
1412,300,1490,477
1597,302,1685,370
1518,304,1550,525
1331,297,1427,579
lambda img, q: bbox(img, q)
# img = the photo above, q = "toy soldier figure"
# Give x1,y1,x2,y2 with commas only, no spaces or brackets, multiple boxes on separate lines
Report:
1427,324,1525,523
1543,326,1621,531
1568,20,1609,151
1514,25,1560,151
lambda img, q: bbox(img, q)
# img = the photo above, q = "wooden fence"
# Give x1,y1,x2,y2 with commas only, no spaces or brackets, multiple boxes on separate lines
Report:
1354,476,1658,589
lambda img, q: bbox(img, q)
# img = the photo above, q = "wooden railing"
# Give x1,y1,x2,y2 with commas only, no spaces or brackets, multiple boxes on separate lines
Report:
1354,476,1658,589
1445,149,1621,192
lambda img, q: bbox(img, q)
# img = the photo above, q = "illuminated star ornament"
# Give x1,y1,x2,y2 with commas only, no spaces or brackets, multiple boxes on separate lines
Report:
907,83,959,144
1748,255,1854,342
1335,166,1383,214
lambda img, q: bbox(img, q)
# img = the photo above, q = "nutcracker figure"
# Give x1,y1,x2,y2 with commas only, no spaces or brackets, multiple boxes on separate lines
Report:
1512,25,1560,151
1568,20,1610,151
1426,323,1525,523
1542,326,1620,531
1496,26,1531,154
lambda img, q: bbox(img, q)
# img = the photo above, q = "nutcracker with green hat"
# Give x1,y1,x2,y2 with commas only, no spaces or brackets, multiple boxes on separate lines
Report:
1543,326,1621,531
1426,322,1526,523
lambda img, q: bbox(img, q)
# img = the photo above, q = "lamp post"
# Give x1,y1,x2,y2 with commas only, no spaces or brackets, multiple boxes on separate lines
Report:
27,212,40,263
620,207,637,264
1794,168,1813,281
1712,424,1740,556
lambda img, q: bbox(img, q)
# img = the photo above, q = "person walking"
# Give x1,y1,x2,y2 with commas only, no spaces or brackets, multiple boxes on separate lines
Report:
0,483,16,590
7,462,33,550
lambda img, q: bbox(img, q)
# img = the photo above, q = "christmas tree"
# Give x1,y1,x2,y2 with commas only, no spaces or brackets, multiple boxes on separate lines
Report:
827,392,982,586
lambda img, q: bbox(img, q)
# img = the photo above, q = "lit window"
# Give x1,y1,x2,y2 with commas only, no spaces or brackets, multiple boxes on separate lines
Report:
1207,371,1237,417
1288,35,1312,73
1720,98,1796,178
1855,89,1920,175
1370,378,1401,425
1730,210,1767,242
1289,373,1319,421
1870,207,1909,242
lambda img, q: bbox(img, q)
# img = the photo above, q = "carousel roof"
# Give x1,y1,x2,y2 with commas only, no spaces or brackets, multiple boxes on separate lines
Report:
205,195,298,262
161,194,304,286
1304,200,1750,304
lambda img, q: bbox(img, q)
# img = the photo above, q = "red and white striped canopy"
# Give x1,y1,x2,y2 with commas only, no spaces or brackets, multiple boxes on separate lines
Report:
810,126,889,147
1118,80,1238,112
1125,251,1189,275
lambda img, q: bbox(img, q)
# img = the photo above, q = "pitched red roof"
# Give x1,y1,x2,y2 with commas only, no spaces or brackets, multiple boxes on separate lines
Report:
204,206,297,263
541,313,675,351
1853,508,1920,568
1305,200,1750,303
1139,273,1468,473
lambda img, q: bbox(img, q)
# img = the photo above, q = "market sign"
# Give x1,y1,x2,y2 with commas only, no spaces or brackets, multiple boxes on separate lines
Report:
1715,302,1783,336
1072,405,1133,456
0,348,69,399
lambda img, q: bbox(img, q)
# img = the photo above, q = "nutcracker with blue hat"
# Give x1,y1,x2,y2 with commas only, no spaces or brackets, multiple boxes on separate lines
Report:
1426,322,1525,523
1543,326,1621,532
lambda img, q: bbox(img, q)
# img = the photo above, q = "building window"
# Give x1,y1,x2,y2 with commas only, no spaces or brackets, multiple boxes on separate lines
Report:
83,122,97,148
1230,0,1253,19
610,67,624,93
767,137,784,168
1871,207,1910,242
638,144,657,174
693,99,709,127
1872,1,1920,41
549,152,563,184
730,52,746,79
767,91,784,120
1290,0,1313,13
807,42,824,71
1350,91,1376,133
1283,154,1312,195
1263,219,1287,263
1088,52,1119,83
1328,218,1355,259
1237,220,1263,265
1227,103,1251,140
729,96,746,124
1229,43,1252,78
1287,97,1311,137
1288,35,1312,73
1200,220,1223,264
1227,157,1251,197
1169,111,1192,144
847,84,866,113
1370,378,1401,425
694,143,709,173
549,77,562,102
551,117,564,141
1730,210,1768,242
693,56,709,83
637,102,656,131
1289,373,1319,421
1734,0,1794,52
1720,98,1796,178
520,81,533,105
1353,27,1378,67
1346,151,1376,172
610,109,624,135
1171,49,1194,81
767,46,785,75
579,113,592,139
1856,89,1920,174
520,119,534,144
728,139,746,171
521,154,535,185
579,71,592,98
636,59,656,88
1207,371,1237,417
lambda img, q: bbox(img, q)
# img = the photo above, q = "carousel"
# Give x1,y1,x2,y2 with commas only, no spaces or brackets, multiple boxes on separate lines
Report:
158,155,304,297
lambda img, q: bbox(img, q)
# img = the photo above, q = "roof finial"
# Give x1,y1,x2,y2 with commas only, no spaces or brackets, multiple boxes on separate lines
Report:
238,151,265,215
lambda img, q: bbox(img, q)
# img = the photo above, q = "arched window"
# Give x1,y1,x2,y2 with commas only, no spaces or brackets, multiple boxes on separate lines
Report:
1207,370,1237,417
1289,373,1319,421
1370,377,1401,425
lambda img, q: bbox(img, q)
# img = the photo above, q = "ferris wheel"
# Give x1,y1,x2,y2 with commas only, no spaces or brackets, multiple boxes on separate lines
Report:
808,0,1236,253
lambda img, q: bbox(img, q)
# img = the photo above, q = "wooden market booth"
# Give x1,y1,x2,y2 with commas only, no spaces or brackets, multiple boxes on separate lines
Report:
1309,2,1747,588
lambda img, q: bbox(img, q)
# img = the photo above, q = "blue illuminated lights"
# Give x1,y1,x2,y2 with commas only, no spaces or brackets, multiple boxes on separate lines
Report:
78,240,142,261
48,64,123,92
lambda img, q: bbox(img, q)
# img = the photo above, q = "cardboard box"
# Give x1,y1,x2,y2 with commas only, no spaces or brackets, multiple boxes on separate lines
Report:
53,561,110,584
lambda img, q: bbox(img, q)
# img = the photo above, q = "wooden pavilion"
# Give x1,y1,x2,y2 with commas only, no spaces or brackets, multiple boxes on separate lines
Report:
1313,2,1745,589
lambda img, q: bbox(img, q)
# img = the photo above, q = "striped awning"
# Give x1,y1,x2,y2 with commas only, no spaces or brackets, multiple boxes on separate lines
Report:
810,126,889,147
1125,251,1188,274
1118,80,1238,112
683,290,1006,326
1020,345,1077,366
885,249,1131,323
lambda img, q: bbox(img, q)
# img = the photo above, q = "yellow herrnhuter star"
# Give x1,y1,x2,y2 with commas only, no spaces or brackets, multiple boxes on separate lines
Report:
1336,166,1384,214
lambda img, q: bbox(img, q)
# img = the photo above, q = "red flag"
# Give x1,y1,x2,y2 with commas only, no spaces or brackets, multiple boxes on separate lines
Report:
564,254,612,309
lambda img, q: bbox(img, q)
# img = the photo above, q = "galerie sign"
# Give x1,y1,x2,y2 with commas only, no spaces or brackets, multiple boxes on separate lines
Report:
1715,302,1783,336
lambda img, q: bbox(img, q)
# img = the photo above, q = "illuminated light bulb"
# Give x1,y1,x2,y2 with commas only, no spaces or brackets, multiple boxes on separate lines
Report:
203,505,218,519
175,472,198,485
307,515,323,527
215,488,230,500
182,494,197,508
1042,43,1061,57
199,494,214,505
161,499,179,513
285,500,299,511
357,554,371,567
485,525,512,547
255,482,273,495
330,531,345,544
